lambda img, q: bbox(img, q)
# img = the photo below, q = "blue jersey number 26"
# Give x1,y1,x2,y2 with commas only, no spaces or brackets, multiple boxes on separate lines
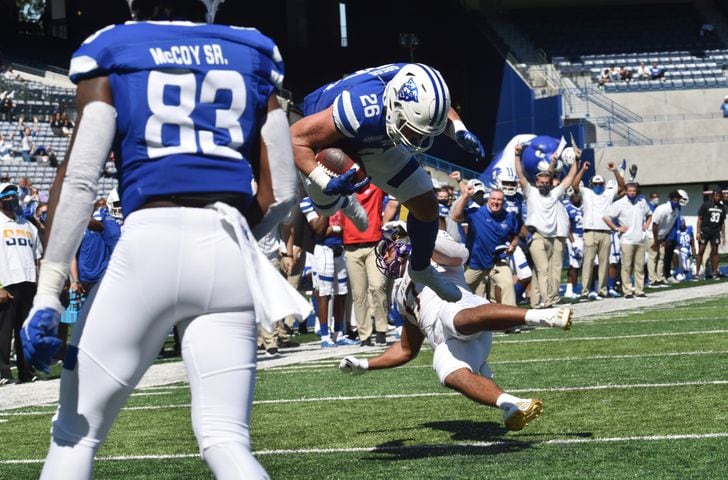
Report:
144,70,246,160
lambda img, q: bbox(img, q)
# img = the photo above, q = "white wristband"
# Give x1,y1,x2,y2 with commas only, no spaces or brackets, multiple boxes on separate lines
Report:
451,119,466,132
332,225,342,233
308,164,332,191
36,260,69,300
360,358,369,370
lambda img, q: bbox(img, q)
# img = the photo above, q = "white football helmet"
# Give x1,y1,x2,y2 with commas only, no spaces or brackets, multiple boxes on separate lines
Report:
383,64,451,154
127,0,225,22
677,189,689,206
561,147,576,166
497,167,518,196
467,179,486,194
107,188,123,219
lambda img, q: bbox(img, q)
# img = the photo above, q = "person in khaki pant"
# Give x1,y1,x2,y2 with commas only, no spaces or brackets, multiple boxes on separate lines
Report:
451,187,520,306
514,143,579,308
572,161,625,299
603,183,652,298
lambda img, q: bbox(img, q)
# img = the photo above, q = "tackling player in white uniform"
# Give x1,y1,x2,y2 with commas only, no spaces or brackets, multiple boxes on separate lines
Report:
340,223,573,431
20,1,310,478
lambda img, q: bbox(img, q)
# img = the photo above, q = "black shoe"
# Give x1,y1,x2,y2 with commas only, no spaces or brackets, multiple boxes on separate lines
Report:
278,340,300,348
637,293,647,298
265,347,280,357
360,337,373,347
624,294,634,299
0,377,12,386
375,332,387,345
297,325,309,335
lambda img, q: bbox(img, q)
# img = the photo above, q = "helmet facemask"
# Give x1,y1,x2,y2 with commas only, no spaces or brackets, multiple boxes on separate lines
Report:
375,222,411,279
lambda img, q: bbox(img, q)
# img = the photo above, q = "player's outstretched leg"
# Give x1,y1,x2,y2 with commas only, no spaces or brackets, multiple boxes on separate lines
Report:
449,303,572,336
443,368,543,431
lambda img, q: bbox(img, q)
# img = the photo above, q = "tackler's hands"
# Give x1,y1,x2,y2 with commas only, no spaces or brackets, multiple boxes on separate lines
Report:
339,355,369,375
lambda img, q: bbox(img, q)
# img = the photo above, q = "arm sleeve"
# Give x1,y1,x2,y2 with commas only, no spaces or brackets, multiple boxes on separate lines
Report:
37,101,116,298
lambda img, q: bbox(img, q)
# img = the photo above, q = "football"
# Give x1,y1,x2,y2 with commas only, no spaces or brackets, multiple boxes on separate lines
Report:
315,148,367,182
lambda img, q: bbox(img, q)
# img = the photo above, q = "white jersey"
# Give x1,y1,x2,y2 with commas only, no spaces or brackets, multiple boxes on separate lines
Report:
395,232,486,348
0,212,42,286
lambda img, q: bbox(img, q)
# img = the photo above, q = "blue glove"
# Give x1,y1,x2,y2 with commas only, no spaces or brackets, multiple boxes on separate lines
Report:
455,130,486,162
323,169,371,196
21,308,63,374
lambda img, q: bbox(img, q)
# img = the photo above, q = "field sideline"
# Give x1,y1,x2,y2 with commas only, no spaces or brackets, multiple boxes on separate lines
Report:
0,282,726,478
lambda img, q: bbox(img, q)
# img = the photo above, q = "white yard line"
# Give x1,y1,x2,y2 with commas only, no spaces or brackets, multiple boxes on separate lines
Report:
496,329,728,344
2,433,727,464
2,379,726,417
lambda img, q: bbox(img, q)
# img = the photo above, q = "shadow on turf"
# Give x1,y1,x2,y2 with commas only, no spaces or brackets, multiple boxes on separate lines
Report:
361,421,594,461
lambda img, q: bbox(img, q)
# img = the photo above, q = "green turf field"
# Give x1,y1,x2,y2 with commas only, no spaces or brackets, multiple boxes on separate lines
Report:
1,296,726,479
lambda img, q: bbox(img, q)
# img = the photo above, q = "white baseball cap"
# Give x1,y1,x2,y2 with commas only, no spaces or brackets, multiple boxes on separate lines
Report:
592,175,605,184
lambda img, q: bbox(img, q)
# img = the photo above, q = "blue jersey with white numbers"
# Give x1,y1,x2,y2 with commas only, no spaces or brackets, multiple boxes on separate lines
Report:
69,21,284,215
504,193,525,224
302,64,405,155
566,202,584,235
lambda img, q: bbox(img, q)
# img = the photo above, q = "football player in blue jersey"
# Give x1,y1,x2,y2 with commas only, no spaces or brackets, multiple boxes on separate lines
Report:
20,1,310,478
291,63,486,302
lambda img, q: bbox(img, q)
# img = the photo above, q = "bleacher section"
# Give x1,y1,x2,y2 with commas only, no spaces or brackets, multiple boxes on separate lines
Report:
516,3,724,58
0,119,117,197
512,3,728,92
0,74,75,120
556,49,728,91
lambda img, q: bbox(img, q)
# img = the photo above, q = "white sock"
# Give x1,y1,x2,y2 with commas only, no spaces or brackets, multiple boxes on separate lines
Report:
564,283,573,297
496,393,522,409
321,334,331,342
335,331,344,340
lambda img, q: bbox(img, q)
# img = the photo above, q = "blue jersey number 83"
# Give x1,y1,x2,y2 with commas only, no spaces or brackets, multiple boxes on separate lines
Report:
145,70,247,160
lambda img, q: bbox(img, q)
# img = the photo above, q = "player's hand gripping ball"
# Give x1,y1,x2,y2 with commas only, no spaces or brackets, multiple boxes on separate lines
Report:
315,148,370,195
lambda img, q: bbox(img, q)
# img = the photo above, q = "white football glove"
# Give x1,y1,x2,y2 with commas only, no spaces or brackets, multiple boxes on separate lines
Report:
339,355,369,375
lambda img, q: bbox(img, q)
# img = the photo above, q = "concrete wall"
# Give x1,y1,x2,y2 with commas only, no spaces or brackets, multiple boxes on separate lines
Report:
632,118,728,138
593,142,728,185
606,88,728,116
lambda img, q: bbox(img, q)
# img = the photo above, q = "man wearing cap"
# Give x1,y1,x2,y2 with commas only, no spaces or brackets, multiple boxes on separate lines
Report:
0,183,42,385
514,144,578,307
652,191,686,284
603,183,652,298
452,187,520,304
572,161,625,300
695,189,726,280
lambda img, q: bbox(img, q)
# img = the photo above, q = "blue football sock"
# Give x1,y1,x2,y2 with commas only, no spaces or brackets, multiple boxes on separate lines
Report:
407,216,438,271
608,277,616,289
514,283,525,301
389,303,403,327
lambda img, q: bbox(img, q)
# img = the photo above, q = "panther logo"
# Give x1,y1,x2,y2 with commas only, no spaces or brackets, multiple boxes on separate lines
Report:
397,78,419,102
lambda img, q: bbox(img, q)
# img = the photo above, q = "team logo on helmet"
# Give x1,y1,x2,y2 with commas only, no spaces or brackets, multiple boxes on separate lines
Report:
397,78,419,102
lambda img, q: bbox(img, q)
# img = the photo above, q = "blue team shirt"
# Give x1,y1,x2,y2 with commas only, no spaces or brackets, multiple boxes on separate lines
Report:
302,64,407,155
464,206,519,270
504,192,525,224
70,22,284,215
566,202,584,235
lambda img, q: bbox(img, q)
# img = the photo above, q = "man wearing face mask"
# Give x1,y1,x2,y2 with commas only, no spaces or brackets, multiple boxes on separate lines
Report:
436,186,461,242
572,161,625,300
604,183,652,298
514,144,578,308
652,191,687,284
452,186,520,304
0,183,42,385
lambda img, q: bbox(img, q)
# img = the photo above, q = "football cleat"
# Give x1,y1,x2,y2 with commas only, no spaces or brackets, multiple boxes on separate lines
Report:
408,264,462,302
341,195,369,232
503,399,544,431
321,339,338,348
